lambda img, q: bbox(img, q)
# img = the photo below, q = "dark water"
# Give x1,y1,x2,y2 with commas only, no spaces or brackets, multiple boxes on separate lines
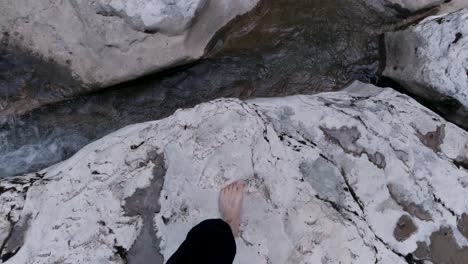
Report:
0,0,399,177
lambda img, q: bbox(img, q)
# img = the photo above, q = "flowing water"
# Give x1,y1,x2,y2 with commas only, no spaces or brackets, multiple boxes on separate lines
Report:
0,0,400,177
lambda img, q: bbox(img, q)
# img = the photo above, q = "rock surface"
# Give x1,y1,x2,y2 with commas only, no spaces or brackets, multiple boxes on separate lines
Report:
96,0,208,35
367,0,443,15
0,82,467,263
0,0,259,89
384,8,468,128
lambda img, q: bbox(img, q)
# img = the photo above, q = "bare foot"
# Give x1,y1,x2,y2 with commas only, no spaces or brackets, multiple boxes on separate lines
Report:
219,180,245,237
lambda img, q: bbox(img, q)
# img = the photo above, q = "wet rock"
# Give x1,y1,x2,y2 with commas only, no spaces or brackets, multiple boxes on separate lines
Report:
393,215,417,242
414,227,468,264
0,82,466,263
0,0,259,89
458,213,468,239
413,241,431,260
0,0,397,177
123,150,165,264
384,8,468,129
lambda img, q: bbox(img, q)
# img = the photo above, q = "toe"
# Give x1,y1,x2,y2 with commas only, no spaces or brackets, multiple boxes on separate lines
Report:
234,181,244,192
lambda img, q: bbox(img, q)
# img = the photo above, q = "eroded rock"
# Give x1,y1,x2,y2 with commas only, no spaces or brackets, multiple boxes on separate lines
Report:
0,82,466,263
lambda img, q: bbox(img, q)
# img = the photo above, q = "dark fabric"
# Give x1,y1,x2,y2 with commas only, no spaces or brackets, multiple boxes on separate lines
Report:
166,219,236,264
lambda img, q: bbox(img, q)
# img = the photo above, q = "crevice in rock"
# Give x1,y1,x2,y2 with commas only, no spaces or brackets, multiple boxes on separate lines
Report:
340,168,365,213
374,76,468,131
278,131,317,153
113,243,128,263
0,205,17,260
454,156,468,171
432,194,456,217
452,32,463,44
457,213,468,239
0,213,31,262
313,194,379,263
372,229,421,264
375,4,440,32
130,141,145,150
314,194,360,218
0,177,39,261
314,191,410,264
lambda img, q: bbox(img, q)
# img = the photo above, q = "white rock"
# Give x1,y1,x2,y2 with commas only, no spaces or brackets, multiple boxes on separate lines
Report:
0,0,259,88
0,82,467,263
384,8,468,126
96,0,207,35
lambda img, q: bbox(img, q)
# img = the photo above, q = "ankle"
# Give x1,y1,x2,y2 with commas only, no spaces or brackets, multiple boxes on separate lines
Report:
226,219,239,237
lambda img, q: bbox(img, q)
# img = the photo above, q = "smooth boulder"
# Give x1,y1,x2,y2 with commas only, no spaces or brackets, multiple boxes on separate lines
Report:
0,82,467,263
0,0,259,89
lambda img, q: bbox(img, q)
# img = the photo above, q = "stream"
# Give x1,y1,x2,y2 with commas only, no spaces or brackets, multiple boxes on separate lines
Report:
0,0,400,177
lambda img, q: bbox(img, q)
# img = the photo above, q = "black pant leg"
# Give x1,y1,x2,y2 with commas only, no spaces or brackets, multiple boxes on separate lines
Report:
166,219,236,264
